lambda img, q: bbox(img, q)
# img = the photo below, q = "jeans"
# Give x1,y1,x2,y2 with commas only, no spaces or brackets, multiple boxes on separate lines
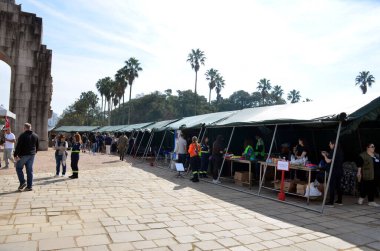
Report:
3,148,14,167
16,155,35,188
55,155,66,175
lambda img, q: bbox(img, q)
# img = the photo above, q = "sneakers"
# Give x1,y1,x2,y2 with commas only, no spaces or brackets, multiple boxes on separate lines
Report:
18,182,27,191
325,202,334,207
24,187,33,192
358,197,364,205
69,175,78,179
335,201,343,206
212,179,221,184
61,174,65,177
368,202,380,207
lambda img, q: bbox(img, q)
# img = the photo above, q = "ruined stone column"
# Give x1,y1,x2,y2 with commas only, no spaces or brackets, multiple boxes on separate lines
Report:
0,0,53,150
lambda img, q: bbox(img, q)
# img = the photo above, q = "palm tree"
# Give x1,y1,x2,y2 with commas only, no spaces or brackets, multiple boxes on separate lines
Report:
355,71,375,94
271,85,285,104
101,77,114,125
205,68,218,104
123,57,143,124
187,49,206,115
115,69,128,123
113,79,124,124
95,79,106,125
257,78,272,105
215,74,225,103
287,89,301,103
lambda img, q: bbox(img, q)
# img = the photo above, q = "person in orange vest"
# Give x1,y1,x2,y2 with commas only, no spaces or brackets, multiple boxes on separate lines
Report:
188,136,201,182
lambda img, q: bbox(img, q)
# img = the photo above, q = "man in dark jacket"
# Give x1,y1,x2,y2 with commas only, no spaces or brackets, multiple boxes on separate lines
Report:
14,123,39,191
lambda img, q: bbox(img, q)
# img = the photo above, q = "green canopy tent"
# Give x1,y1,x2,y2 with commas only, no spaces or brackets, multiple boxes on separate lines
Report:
134,119,178,159
151,111,236,166
208,93,380,213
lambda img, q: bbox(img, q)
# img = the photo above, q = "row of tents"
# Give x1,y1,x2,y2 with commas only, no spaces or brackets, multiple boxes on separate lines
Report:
52,93,380,213
54,93,380,136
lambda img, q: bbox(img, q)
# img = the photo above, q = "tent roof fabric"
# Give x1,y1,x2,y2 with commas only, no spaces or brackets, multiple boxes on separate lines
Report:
53,126,100,132
96,125,126,133
142,119,178,132
116,122,154,132
212,94,380,127
0,106,16,119
163,111,236,131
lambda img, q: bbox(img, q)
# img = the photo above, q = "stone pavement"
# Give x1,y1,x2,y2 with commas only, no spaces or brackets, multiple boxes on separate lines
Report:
0,149,379,251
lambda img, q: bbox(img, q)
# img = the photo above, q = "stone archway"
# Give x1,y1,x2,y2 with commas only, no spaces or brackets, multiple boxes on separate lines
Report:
0,0,52,150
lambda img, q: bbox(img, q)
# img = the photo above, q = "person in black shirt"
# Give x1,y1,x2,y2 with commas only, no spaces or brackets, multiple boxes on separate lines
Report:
14,123,39,191
322,140,344,206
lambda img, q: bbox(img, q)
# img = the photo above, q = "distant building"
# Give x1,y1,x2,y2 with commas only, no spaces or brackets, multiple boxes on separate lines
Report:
48,112,59,131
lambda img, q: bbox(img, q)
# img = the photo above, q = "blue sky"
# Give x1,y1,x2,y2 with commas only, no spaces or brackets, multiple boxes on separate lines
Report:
1,0,380,116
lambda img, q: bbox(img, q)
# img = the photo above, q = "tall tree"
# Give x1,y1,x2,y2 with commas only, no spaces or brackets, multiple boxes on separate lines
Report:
215,74,225,103
270,85,286,104
95,79,105,125
187,49,206,115
257,78,272,105
101,77,114,125
123,57,143,124
355,71,375,94
205,68,218,104
287,89,301,103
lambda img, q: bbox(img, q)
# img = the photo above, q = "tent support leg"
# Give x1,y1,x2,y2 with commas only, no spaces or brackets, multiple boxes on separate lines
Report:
154,130,167,165
258,124,278,195
142,132,154,160
321,121,342,213
134,131,145,158
217,127,235,181
128,131,139,155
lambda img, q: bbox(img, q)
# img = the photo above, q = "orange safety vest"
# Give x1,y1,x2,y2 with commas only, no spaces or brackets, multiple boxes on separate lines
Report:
188,142,200,157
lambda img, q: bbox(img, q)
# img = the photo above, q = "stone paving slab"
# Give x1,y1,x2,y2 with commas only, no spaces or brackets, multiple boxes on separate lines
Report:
0,149,379,250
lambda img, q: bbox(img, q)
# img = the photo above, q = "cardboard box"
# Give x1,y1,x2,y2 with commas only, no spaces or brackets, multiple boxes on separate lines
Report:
274,180,296,192
296,183,307,195
234,171,249,182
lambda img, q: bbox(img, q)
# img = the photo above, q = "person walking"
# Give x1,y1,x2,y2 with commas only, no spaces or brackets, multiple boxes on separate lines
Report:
188,136,201,182
2,127,16,169
13,123,39,192
69,133,81,179
54,134,68,177
212,135,225,184
199,136,210,178
321,139,344,207
105,133,112,155
117,133,128,161
356,142,380,207
174,133,187,167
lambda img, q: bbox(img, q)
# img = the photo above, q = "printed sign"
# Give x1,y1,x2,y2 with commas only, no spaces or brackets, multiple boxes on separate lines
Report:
277,160,289,171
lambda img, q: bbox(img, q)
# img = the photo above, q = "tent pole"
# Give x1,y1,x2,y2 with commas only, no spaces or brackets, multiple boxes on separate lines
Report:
142,132,154,160
197,127,203,141
154,130,167,165
134,131,146,158
200,127,208,143
258,124,278,195
217,127,235,181
321,121,342,213
128,131,139,155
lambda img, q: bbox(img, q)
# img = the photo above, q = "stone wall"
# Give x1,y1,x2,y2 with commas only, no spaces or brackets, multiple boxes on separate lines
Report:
0,0,52,150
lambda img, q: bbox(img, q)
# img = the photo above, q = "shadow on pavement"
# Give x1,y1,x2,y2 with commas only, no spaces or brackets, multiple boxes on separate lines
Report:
126,156,380,250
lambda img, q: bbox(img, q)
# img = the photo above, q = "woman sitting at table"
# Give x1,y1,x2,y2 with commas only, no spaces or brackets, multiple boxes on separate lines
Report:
291,138,309,165
242,139,254,160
